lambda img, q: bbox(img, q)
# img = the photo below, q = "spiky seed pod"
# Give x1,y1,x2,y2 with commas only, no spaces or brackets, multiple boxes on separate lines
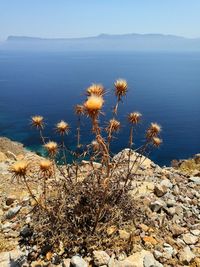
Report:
74,104,85,116
11,160,29,177
106,119,121,133
114,79,128,99
86,84,105,96
56,120,70,135
39,159,53,176
91,140,100,152
146,123,162,140
84,95,104,118
128,112,142,124
31,115,44,129
150,123,162,134
44,141,58,156
152,137,163,147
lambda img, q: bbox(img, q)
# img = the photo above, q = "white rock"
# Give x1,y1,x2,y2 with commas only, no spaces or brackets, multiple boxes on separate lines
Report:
182,233,199,245
160,179,173,189
143,253,163,267
150,200,166,212
154,184,167,197
63,258,71,267
5,206,21,219
0,249,24,267
163,243,174,256
189,177,200,185
71,255,88,267
178,246,195,265
93,251,110,266
119,250,163,267
190,229,200,236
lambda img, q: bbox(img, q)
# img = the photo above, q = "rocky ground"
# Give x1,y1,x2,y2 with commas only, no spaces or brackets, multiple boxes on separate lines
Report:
0,137,200,267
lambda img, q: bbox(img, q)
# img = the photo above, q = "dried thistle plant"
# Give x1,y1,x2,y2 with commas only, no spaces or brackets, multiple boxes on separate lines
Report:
31,115,44,129
86,84,105,96
56,120,70,136
44,141,58,157
13,78,163,258
114,79,128,114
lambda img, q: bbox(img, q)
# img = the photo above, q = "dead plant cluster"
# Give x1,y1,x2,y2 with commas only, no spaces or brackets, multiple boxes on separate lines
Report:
11,80,162,257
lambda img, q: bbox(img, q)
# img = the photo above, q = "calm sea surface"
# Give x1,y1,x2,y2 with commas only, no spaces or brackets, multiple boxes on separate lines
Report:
0,51,200,166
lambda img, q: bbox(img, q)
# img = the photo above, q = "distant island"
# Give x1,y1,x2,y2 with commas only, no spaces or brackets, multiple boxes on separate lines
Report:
1,33,200,51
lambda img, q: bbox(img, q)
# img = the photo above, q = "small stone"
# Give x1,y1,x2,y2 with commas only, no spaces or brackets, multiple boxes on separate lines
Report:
5,195,16,206
160,179,173,189
166,207,176,216
0,249,24,267
63,259,70,267
150,200,166,212
119,230,130,240
182,233,199,245
163,243,174,257
171,224,186,237
173,185,180,195
5,205,21,219
2,222,12,230
178,246,195,264
120,250,163,267
71,255,88,267
190,229,200,236
189,177,200,185
117,252,127,261
93,251,110,266
154,184,167,197
153,250,163,260
166,199,176,207
20,225,33,238
143,253,163,267
142,236,158,246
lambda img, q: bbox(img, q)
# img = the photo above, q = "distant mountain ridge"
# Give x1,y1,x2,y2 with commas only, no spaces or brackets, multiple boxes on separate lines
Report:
2,33,200,51
6,33,190,41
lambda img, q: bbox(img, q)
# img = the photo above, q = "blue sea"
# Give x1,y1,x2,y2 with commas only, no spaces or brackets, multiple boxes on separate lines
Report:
0,50,200,166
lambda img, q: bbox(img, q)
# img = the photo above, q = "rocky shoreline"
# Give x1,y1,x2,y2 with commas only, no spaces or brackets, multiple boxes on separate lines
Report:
0,137,200,267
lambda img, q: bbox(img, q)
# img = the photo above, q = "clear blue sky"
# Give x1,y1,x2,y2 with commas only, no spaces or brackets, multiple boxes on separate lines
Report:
1,0,200,41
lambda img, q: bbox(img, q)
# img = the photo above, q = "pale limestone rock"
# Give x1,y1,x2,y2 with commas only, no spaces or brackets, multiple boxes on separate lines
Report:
182,233,199,245
71,256,88,267
178,246,195,265
93,251,110,266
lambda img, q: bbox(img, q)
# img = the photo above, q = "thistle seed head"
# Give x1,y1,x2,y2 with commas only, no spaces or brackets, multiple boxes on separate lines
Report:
128,112,142,124
44,141,58,156
146,123,162,140
152,137,163,147
86,84,105,97
84,95,104,118
39,159,53,176
114,79,128,99
31,115,44,129
56,120,70,135
11,160,29,177
106,119,121,133
74,104,85,116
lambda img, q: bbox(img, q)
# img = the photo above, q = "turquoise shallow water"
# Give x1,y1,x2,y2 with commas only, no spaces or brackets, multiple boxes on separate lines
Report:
0,50,200,166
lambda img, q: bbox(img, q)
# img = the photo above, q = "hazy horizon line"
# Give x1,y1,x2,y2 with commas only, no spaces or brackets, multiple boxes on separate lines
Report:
2,32,200,42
